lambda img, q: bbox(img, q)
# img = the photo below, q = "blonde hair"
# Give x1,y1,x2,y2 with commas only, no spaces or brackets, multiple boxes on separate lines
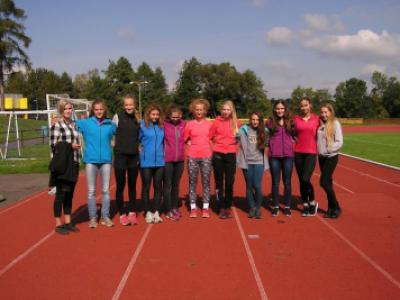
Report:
123,95,141,120
57,99,73,117
189,98,210,116
221,100,239,135
90,99,109,118
321,103,336,148
143,103,164,128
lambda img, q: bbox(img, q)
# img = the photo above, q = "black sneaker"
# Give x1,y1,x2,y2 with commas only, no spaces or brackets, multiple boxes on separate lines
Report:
55,225,69,235
330,208,342,219
255,208,262,219
271,207,279,217
283,207,291,217
64,223,80,232
302,205,310,217
308,201,318,216
248,208,256,218
219,208,227,219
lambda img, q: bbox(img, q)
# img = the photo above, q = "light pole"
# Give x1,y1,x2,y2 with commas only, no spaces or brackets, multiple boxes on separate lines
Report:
130,78,149,117
33,99,39,120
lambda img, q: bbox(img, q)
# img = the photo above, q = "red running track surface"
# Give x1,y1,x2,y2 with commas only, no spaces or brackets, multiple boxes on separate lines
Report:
0,156,399,299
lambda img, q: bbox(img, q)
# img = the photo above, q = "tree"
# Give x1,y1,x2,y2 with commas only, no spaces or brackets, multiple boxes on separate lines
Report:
290,86,333,114
335,78,371,118
382,77,400,117
0,0,31,110
370,71,389,118
59,72,74,97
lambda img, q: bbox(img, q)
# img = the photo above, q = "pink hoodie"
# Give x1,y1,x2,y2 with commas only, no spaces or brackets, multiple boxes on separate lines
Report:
209,116,241,154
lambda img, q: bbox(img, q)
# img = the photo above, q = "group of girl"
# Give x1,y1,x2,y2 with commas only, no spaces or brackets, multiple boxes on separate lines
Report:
49,95,343,235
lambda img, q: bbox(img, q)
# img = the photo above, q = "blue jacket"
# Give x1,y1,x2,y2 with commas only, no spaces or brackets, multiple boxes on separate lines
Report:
139,120,165,168
76,117,116,164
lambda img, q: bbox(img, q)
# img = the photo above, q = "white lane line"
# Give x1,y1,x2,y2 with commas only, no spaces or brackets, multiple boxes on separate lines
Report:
112,224,153,300
0,183,115,277
233,207,268,300
0,190,48,216
313,172,355,194
0,173,85,216
338,163,400,188
318,216,400,289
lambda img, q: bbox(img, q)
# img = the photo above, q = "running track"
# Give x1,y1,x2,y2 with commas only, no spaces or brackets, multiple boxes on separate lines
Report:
0,155,399,299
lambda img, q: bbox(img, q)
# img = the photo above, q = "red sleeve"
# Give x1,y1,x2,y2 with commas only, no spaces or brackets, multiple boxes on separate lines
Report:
209,120,217,139
184,122,191,142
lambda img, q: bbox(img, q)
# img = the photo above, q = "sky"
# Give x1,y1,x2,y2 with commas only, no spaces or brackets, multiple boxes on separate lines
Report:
16,0,400,98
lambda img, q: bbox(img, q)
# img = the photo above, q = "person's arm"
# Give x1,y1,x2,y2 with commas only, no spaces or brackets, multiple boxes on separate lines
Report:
112,114,119,127
329,120,343,153
183,123,191,144
49,122,60,153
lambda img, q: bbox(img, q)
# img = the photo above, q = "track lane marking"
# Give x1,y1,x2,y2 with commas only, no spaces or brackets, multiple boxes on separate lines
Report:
233,207,268,300
318,216,400,289
112,224,153,300
313,172,355,194
0,183,115,276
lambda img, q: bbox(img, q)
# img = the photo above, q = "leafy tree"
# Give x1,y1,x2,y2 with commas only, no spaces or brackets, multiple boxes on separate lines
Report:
59,72,74,97
382,77,400,117
370,71,389,118
335,78,371,118
290,86,332,115
0,0,31,110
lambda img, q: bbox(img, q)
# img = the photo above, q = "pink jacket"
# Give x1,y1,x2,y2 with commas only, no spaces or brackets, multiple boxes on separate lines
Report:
164,119,186,162
209,116,241,154
293,114,320,154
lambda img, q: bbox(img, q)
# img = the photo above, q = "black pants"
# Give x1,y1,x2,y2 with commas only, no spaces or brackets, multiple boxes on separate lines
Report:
294,153,317,203
140,167,164,213
212,152,237,209
163,161,184,212
114,153,139,215
53,180,76,217
319,155,340,210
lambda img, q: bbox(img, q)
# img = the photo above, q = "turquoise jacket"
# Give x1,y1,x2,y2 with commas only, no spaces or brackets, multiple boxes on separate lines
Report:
76,117,116,164
139,120,165,168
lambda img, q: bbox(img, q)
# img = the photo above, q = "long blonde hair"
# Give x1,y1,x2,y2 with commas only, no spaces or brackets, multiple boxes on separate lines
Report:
221,100,239,135
321,103,336,148
57,99,73,117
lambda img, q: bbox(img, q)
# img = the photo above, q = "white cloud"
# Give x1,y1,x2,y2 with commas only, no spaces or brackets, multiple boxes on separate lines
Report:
173,60,184,73
266,27,293,45
117,29,135,41
251,0,267,8
302,30,400,61
361,64,386,75
266,60,293,71
304,14,345,33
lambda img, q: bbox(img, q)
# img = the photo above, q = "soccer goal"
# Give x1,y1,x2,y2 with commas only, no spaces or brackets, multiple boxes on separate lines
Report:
0,94,91,160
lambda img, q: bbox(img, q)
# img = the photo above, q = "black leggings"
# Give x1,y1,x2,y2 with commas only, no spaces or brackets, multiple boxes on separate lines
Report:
53,180,76,217
319,155,340,210
163,161,184,211
294,153,317,203
114,153,139,215
140,167,164,213
212,152,237,209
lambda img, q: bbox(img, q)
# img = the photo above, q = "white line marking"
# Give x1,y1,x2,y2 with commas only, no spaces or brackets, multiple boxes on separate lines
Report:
233,207,268,300
112,224,153,300
318,216,400,289
340,153,400,172
0,173,85,216
0,183,115,277
313,172,355,194
338,161,400,188
0,190,48,216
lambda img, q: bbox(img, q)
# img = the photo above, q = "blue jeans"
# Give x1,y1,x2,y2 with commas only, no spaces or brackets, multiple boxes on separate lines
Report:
242,164,264,209
269,157,293,207
85,163,112,219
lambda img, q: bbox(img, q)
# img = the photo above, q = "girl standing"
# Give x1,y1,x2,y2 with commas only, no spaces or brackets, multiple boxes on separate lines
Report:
163,105,186,221
237,112,269,219
184,99,213,218
112,95,140,226
139,103,165,224
76,100,116,228
267,100,295,217
210,100,241,219
293,97,320,217
50,99,81,234
317,104,343,218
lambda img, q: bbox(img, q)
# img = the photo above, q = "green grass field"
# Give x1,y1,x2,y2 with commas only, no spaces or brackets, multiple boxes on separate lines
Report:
342,132,400,167
0,116,47,143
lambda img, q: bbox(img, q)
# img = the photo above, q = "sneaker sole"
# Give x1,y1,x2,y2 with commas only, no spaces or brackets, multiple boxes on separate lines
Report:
308,202,319,217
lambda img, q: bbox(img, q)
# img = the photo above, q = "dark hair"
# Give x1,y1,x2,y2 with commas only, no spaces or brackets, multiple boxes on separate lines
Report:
143,103,164,128
271,99,294,134
300,96,312,104
249,111,267,150
166,104,183,119
90,99,109,118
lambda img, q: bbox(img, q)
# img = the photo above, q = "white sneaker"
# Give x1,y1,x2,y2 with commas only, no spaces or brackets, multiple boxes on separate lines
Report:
153,211,163,224
48,186,57,196
145,211,154,224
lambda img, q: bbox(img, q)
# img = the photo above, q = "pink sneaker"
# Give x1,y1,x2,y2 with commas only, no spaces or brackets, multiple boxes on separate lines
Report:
128,212,138,225
202,209,210,218
189,208,198,218
119,214,130,226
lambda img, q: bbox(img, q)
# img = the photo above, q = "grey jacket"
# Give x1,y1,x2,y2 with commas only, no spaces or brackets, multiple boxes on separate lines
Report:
237,124,269,170
317,119,343,157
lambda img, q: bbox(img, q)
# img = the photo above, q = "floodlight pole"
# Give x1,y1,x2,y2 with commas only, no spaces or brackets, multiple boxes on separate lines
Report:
130,79,149,117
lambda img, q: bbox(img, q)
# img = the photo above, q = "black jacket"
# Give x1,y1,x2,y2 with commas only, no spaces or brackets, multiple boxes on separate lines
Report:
49,141,79,183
